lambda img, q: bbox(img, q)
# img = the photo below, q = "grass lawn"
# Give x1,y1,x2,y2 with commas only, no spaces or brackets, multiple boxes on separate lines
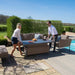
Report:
0,24,7,27
0,32,7,38
0,24,7,38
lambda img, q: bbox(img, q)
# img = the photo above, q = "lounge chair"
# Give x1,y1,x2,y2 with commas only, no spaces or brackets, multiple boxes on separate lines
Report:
56,35,72,51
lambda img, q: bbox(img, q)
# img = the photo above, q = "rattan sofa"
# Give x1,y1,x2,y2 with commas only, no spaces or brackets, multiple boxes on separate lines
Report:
24,43,49,55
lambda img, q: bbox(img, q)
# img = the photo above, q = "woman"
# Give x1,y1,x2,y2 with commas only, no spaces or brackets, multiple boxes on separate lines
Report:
11,23,22,56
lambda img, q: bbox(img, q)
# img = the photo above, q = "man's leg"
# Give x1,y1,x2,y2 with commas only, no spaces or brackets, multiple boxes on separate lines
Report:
49,36,53,49
49,43,52,49
53,42,56,52
53,35,58,52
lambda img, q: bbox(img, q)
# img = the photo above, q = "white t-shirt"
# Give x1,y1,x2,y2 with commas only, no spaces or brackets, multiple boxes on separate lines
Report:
12,28,22,42
48,25,58,35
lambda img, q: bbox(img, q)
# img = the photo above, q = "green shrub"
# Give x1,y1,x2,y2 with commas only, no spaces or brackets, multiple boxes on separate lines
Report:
0,26,7,32
72,28,75,32
0,39,7,45
7,16,21,38
63,26,72,32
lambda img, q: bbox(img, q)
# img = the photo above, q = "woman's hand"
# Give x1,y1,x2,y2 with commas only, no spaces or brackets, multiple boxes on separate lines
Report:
20,42,23,45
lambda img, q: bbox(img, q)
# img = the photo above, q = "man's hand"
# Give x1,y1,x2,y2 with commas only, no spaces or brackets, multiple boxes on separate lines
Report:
52,39,55,42
47,37,49,40
52,35,55,41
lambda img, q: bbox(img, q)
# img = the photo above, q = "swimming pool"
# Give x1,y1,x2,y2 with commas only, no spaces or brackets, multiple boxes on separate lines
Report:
65,40,75,51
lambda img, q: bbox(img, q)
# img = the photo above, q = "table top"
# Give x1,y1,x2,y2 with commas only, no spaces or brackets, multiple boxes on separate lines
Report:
22,39,52,45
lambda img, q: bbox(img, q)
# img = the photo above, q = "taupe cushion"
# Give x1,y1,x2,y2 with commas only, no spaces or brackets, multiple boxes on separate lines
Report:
21,33,34,40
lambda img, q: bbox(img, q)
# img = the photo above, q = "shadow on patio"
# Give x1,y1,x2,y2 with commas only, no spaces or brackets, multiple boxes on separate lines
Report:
24,48,75,60
1,54,17,67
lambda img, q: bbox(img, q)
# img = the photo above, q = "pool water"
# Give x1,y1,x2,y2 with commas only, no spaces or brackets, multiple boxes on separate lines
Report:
65,40,75,51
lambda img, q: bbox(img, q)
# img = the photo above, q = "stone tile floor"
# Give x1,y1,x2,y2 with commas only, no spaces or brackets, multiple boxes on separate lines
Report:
0,46,61,75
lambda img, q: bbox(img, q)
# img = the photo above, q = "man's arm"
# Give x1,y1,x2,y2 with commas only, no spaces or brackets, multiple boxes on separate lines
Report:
48,28,50,39
48,34,50,38
47,34,50,40
52,28,55,40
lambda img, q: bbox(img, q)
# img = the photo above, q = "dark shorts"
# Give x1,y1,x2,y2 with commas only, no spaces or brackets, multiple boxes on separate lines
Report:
11,37,18,44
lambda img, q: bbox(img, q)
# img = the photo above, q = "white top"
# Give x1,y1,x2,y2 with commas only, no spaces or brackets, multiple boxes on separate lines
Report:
12,28,22,42
48,25,58,35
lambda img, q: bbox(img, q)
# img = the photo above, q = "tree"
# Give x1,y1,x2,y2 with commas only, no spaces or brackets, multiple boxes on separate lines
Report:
27,16,33,19
0,14,10,24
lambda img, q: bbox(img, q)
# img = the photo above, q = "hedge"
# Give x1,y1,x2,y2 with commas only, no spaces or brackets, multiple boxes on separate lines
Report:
21,19,33,33
0,39,7,45
7,16,64,38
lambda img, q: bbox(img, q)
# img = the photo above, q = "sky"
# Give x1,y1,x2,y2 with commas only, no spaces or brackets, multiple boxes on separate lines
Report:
0,0,75,23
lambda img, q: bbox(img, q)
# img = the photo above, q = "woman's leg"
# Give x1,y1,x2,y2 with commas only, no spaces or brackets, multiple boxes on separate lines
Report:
11,44,17,56
17,42,22,55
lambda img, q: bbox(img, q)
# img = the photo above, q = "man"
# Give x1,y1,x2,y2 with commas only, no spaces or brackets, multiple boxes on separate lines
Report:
61,31,69,39
47,21,58,52
61,31,66,35
56,31,66,42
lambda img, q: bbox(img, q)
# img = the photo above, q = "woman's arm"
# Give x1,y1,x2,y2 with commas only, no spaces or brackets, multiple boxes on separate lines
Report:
48,28,50,39
17,29,22,42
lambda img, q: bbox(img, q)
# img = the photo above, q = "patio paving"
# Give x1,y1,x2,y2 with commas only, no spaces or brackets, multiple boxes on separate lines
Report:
44,49,75,75
0,46,61,75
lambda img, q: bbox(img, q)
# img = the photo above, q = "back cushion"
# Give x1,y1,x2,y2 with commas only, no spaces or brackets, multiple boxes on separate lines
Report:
61,35,69,39
21,33,34,40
